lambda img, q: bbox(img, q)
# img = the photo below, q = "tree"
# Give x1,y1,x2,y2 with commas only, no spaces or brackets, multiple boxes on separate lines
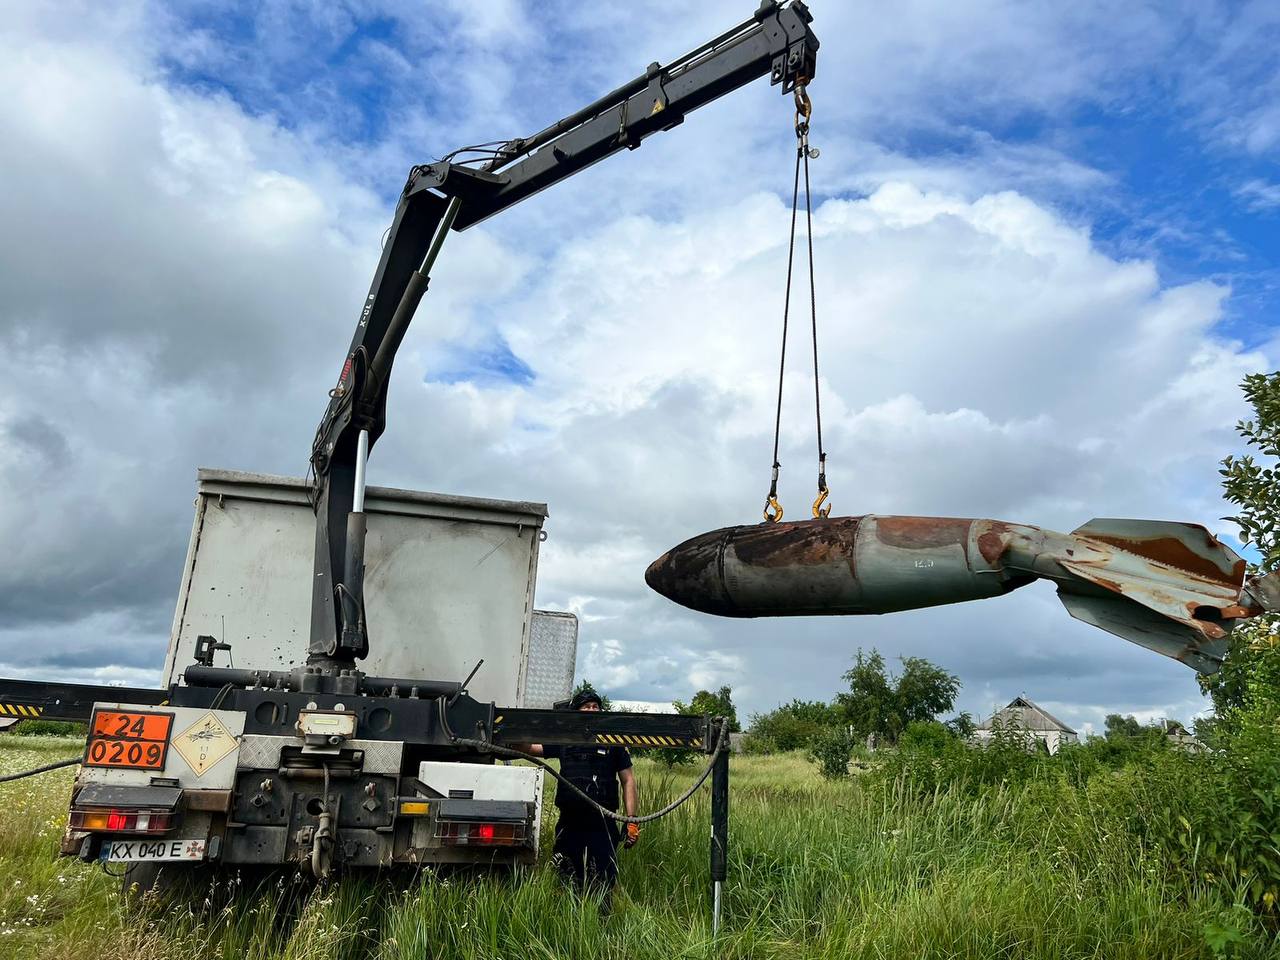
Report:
1205,374,1280,726
676,686,739,732
1219,371,1280,573
1207,371,1280,727
1103,713,1144,740
746,699,840,752
834,649,960,744
1195,371,1280,911
652,686,740,768
944,711,976,739
836,650,894,738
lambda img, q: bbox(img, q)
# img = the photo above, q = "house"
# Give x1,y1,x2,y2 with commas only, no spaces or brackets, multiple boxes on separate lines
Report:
1159,719,1206,753
972,696,1078,755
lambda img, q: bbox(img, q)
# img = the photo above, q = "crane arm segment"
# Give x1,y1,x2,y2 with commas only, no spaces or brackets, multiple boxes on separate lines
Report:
307,1,819,667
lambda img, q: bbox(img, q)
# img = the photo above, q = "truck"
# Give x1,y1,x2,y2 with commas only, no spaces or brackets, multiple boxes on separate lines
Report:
61,468,577,878
0,0,822,926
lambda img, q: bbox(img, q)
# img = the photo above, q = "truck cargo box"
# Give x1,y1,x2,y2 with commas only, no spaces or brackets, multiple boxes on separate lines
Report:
163,469,570,708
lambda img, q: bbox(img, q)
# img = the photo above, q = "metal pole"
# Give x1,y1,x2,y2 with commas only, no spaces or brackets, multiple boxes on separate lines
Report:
415,196,462,275
710,721,729,935
370,196,462,383
353,429,369,513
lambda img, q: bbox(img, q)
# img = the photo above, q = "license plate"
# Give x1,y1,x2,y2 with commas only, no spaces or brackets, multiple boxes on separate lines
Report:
85,708,173,771
101,838,206,863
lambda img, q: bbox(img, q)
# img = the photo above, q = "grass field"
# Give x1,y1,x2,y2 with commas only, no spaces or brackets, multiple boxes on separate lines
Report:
1,734,1275,959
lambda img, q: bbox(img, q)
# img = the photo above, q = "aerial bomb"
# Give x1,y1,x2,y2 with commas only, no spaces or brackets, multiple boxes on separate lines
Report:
645,515,1280,674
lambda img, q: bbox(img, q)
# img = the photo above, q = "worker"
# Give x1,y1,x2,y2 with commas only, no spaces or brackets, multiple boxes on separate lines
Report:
521,688,639,906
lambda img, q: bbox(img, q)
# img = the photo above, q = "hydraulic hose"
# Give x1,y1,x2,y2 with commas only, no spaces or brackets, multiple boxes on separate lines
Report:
452,721,730,825
0,757,80,783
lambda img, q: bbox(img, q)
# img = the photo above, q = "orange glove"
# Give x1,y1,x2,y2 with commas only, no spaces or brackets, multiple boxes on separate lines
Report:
624,822,640,848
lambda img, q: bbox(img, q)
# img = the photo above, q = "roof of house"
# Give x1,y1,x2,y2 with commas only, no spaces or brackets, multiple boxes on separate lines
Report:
975,696,1077,735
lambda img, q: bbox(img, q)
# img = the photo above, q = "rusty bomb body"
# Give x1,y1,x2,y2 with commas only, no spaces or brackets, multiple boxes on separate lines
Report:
646,515,1274,673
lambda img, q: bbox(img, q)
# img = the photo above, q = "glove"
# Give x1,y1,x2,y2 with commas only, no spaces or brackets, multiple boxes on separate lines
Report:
624,822,640,848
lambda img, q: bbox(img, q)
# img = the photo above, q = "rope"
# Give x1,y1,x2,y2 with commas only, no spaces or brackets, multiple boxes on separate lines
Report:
0,756,80,783
453,722,729,826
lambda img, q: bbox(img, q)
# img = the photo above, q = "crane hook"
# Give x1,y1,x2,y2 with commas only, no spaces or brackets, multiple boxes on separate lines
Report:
764,496,784,523
793,84,812,129
811,488,831,519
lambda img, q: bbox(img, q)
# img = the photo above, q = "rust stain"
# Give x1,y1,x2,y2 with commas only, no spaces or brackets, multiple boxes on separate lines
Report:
1084,532,1244,586
1217,604,1253,619
730,517,863,579
976,522,1017,565
874,516,972,553
1090,576,1124,594
644,529,730,602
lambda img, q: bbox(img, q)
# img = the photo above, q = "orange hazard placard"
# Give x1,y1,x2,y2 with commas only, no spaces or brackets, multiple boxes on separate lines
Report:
85,709,174,771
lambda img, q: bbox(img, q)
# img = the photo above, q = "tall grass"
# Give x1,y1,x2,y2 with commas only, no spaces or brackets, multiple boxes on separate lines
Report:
0,736,1273,959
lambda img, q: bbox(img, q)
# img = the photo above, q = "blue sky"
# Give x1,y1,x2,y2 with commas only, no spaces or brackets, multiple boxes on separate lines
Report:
151,0,1280,353
3,0,1279,731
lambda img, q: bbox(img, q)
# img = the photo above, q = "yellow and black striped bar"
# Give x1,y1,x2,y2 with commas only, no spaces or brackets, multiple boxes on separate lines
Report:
492,707,717,753
0,678,168,723
0,701,43,718
593,733,704,749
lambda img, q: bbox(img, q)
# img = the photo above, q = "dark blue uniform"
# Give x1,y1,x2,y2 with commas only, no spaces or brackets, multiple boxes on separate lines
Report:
544,744,632,893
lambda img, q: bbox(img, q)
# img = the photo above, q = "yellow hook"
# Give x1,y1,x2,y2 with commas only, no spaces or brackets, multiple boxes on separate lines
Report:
811,488,831,519
764,496,785,523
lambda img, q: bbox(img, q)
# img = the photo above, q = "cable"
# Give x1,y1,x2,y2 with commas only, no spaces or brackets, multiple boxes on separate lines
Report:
764,83,829,521
210,683,234,710
0,756,80,783
799,109,828,513
763,137,805,521
452,721,729,826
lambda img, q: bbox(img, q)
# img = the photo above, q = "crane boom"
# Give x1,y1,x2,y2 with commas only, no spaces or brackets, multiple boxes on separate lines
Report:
307,1,819,670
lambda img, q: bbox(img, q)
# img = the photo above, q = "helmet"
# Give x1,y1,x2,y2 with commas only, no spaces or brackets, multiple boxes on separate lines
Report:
570,688,603,710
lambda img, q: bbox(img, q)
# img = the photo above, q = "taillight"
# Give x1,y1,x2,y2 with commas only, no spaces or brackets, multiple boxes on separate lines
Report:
70,808,175,835
435,821,524,846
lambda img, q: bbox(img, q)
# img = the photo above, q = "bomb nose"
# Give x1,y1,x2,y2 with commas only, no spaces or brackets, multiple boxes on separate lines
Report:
643,551,676,598
644,529,736,615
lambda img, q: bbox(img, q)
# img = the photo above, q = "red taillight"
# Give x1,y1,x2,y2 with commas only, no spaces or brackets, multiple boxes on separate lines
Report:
70,808,174,835
434,821,524,846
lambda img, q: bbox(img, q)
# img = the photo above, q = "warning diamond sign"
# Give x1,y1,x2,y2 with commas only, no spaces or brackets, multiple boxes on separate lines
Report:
172,713,238,777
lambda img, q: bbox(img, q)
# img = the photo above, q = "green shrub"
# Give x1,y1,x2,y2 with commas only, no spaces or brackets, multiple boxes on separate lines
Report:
739,733,777,755
11,720,87,738
807,726,858,780
748,702,838,753
1144,627,1280,914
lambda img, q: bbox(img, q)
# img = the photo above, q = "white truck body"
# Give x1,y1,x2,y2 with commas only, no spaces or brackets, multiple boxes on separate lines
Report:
163,469,575,708
62,469,577,872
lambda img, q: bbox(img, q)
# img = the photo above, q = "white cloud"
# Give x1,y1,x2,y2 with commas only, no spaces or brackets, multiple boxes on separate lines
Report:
0,0,1271,732
1235,179,1280,213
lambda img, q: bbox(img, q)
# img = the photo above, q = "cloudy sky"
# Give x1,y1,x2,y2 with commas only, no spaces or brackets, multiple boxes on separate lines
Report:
4,0,1279,734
